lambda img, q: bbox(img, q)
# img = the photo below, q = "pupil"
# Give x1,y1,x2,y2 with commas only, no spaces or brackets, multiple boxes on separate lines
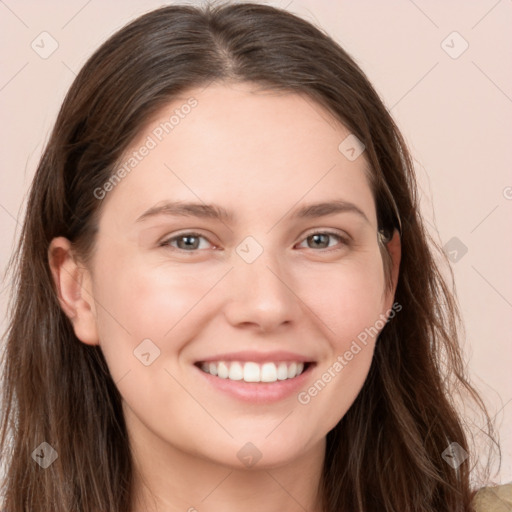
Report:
179,235,198,250
311,234,328,248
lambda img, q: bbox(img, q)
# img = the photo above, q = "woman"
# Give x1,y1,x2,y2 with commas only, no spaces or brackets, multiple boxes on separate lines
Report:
0,2,507,511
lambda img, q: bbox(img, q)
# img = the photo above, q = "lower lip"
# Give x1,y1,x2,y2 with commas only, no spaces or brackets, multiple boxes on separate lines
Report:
194,363,315,404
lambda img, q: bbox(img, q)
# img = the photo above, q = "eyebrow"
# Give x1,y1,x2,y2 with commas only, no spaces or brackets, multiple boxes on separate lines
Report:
135,199,370,224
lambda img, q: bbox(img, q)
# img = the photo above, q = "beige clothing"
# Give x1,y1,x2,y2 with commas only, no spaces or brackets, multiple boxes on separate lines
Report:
473,483,512,511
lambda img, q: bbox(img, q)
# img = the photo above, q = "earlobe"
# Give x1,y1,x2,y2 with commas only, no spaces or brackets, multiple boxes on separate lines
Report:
48,236,99,346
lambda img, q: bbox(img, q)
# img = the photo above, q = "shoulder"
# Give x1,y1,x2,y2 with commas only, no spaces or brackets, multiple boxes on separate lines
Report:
472,482,512,511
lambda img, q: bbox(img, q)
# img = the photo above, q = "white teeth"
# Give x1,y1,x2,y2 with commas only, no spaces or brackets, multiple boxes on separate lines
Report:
228,362,243,380
243,362,260,382
276,362,288,380
217,361,229,379
198,361,308,382
261,362,277,382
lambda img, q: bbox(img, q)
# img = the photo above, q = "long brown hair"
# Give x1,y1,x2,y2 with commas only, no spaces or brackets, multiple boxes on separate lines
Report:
0,2,497,510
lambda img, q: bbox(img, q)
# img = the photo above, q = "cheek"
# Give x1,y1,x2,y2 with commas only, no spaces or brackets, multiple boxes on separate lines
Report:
93,251,209,339
300,254,387,344
292,256,385,426
89,248,216,388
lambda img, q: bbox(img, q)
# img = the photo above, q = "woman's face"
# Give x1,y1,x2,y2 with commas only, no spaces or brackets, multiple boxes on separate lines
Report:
54,82,400,470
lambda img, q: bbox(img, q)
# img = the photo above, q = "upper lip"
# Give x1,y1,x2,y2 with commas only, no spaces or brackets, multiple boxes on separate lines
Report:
195,350,315,364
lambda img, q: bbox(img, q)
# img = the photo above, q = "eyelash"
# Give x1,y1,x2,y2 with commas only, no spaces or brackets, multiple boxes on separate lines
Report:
159,230,351,254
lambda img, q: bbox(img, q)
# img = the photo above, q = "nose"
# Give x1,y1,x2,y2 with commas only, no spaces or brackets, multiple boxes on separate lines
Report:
222,248,302,333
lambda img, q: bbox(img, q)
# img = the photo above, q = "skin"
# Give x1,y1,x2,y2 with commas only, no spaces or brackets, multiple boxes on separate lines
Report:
49,81,401,512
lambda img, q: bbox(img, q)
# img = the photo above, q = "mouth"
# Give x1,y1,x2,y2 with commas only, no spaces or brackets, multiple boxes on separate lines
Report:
194,360,315,383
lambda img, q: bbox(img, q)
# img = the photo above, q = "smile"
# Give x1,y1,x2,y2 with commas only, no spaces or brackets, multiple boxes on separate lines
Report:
196,360,310,383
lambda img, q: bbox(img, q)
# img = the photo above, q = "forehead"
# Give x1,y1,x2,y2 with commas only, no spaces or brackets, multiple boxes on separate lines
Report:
101,81,377,228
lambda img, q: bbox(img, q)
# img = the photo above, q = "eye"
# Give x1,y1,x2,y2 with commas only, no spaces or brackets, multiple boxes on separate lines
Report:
159,229,350,254
296,230,350,251
159,232,215,252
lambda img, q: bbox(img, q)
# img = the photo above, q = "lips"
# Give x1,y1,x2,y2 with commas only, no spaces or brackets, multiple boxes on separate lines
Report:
194,358,316,404
193,349,315,391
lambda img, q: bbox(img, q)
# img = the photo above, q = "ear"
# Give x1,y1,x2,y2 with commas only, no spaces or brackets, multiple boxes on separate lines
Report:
382,228,401,311
48,236,99,346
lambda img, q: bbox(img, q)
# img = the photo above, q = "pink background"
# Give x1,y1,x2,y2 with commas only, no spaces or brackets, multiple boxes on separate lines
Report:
1,0,511,485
